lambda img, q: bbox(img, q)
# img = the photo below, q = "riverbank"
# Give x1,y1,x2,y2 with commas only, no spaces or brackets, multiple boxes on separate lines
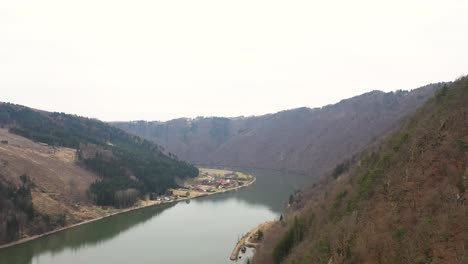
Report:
0,168,255,251
230,221,275,261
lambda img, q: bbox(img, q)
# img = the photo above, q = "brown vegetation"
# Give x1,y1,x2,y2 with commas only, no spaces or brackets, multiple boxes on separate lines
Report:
0,129,101,244
115,83,443,178
253,77,468,264
0,129,98,203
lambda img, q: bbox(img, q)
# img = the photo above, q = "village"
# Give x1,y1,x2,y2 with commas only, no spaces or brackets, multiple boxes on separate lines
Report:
141,168,255,205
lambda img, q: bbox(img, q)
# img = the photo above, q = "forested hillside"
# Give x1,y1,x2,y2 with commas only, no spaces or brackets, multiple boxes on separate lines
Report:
0,103,198,245
253,77,468,264
115,83,443,178
0,103,198,204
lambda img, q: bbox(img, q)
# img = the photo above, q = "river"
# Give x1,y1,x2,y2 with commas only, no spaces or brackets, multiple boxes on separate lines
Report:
0,168,311,264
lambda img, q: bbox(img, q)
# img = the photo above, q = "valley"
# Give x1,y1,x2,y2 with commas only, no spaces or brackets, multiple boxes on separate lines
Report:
3,1,468,263
252,77,468,264
115,83,443,176
0,104,198,246
0,168,309,264
0,164,254,251
0,79,466,264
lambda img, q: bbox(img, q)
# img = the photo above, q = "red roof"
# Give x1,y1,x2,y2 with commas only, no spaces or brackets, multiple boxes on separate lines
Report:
217,180,230,185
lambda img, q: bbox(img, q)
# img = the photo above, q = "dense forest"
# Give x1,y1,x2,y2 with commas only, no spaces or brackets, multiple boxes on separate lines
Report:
0,103,199,207
253,78,468,263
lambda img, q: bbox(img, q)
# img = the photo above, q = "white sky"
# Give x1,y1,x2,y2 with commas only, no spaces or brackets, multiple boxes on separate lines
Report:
1,0,467,121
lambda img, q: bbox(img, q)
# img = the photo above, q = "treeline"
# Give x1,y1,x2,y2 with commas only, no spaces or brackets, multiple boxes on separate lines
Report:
0,103,199,208
331,159,352,179
0,103,160,151
88,177,142,206
81,145,198,206
0,175,35,243
273,216,308,264
0,175,68,244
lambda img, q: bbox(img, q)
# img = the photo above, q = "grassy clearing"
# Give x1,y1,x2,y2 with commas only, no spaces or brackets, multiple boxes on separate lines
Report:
198,168,250,179
170,168,254,199
198,168,253,181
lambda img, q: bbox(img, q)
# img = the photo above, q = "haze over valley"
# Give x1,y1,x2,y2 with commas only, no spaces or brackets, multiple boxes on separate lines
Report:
1,1,467,263
115,83,443,176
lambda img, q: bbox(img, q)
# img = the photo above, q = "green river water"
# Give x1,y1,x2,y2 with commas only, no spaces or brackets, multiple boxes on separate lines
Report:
0,168,311,264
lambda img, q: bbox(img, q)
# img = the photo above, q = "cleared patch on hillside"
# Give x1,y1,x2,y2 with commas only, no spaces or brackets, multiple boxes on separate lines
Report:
0,129,98,203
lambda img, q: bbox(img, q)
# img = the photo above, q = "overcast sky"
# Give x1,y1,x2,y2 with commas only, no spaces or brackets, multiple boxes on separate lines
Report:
1,0,467,121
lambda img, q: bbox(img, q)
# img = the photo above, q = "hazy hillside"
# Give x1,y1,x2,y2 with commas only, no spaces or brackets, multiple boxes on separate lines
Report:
0,103,198,245
0,129,101,243
115,83,443,176
253,77,468,264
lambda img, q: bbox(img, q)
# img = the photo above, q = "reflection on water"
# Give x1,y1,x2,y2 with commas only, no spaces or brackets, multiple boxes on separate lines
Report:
211,168,310,212
0,204,175,264
0,168,311,264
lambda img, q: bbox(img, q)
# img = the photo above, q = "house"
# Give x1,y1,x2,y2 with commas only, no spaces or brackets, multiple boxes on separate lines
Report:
193,186,205,192
224,173,238,179
201,180,212,185
217,179,231,186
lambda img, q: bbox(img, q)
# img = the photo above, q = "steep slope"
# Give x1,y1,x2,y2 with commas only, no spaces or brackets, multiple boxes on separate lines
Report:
0,129,97,202
253,77,468,264
115,83,443,176
0,103,198,245
0,129,100,244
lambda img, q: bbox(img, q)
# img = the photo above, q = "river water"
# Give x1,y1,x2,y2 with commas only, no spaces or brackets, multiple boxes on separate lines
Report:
0,168,311,264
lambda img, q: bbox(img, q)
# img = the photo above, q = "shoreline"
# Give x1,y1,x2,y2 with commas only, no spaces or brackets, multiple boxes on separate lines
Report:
0,174,256,251
230,221,275,261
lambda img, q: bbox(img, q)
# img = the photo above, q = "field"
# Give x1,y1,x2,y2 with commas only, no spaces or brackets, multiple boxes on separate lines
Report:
170,168,254,199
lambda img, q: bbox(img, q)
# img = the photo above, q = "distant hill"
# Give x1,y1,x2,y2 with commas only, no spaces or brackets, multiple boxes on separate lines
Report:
0,103,198,245
253,77,468,263
114,83,443,177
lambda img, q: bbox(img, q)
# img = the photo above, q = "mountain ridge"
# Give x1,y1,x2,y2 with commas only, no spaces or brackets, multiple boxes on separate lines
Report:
114,83,445,177
252,77,468,264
